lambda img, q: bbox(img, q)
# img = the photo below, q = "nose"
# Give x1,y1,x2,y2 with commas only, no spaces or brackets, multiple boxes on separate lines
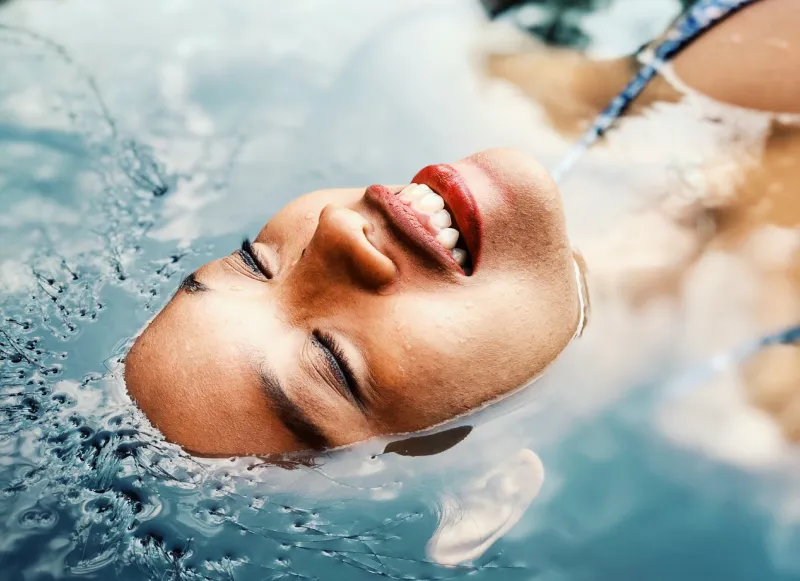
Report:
304,204,397,289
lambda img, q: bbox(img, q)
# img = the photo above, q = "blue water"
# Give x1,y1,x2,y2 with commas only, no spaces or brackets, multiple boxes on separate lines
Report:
2,1,800,580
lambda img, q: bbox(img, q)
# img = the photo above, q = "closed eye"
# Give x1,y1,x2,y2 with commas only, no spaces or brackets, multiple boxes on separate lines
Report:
312,330,363,408
237,237,273,279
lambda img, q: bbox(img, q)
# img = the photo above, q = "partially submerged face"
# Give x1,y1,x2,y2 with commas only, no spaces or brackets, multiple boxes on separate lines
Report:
124,148,582,456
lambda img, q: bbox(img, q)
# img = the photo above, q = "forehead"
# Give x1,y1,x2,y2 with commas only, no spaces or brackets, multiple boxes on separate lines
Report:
126,290,303,453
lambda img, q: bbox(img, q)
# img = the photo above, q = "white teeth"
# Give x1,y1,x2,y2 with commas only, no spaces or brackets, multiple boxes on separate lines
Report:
430,209,452,230
451,248,467,266
399,183,431,202
397,184,470,266
413,193,445,213
436,228,460,250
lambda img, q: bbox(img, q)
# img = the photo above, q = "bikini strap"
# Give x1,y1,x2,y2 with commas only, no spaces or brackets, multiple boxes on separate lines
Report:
552,0,762,182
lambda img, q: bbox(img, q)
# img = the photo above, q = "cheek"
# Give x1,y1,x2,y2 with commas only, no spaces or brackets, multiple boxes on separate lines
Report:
369,297,495,402
383,284,538,360
363,285,569,430
392,297,476,354
257,211,318,258
391,280,570,372
257,189,366,252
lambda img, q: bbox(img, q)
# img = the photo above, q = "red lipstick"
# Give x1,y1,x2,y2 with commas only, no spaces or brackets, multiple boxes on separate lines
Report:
364,164,483,275
365,184,463,274
412,164,483,271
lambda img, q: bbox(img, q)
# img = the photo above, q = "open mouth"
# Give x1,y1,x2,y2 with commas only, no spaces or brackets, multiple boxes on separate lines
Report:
412,164,482,275
393,183,474,274
365,165,482,277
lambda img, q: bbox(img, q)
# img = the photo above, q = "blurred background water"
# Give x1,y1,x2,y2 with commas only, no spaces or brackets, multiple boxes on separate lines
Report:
2,1,800,580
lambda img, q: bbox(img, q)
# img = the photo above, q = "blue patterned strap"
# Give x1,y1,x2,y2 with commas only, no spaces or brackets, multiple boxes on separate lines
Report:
552,0,761,182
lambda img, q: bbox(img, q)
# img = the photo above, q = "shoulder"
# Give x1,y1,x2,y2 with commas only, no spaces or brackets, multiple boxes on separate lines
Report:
672,0,800,113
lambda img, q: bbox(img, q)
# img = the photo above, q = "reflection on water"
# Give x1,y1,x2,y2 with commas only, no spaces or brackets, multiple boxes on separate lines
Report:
1,0,799,579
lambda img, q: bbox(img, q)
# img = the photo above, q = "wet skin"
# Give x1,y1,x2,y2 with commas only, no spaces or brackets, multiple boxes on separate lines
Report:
124,149,582,456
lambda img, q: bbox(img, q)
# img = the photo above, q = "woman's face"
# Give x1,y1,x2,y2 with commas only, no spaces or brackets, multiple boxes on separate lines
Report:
124,149,581,456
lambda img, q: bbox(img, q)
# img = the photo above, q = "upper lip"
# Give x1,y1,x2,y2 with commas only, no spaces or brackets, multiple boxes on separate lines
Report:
364,164,483,275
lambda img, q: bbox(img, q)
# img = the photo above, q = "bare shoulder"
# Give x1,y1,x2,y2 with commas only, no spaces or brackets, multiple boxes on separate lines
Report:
673,0,800,113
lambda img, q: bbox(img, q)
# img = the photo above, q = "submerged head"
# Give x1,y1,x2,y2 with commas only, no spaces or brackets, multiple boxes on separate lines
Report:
124,148,583,456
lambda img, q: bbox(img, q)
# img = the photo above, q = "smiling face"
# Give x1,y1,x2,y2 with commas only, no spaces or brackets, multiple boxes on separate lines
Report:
124,148,582,456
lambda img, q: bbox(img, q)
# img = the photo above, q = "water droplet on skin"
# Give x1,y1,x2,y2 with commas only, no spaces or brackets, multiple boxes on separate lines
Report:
765,37,789,50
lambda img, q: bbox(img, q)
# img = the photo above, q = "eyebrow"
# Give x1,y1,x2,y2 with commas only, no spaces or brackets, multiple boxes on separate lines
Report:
178,272,209,294
258,367,329,451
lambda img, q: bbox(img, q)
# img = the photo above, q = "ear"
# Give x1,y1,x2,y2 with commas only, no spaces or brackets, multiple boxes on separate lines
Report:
382,425,472,457
427,448,545,566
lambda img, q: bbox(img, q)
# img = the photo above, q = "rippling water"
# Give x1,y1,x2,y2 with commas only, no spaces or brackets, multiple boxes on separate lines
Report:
2,1,800,579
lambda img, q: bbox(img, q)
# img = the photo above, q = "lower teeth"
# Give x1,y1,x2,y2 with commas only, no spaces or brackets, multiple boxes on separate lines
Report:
436,228,460,250
451,248,467,266
398,183,472,269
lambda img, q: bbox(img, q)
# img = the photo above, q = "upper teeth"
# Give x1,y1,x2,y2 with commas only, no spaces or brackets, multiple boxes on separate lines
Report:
430,209,451,229
397,183,469,266
413,192,445,213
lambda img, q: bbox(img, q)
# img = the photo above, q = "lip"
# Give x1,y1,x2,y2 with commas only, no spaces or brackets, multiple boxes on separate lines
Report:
364,165,483,276
412,164,483,271
365,184,461,274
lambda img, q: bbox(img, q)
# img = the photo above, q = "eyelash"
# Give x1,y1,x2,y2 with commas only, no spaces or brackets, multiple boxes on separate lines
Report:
313,330,360,404
238,238,272,279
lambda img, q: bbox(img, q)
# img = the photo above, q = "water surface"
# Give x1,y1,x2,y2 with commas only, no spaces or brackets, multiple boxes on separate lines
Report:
2,1,800,580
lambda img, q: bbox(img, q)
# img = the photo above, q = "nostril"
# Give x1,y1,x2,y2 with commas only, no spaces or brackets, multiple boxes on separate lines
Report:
361,221,376,241
312,204,398,289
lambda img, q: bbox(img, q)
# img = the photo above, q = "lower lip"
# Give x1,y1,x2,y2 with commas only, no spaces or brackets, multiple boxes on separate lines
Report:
412,164,483,271
364,185,465,274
